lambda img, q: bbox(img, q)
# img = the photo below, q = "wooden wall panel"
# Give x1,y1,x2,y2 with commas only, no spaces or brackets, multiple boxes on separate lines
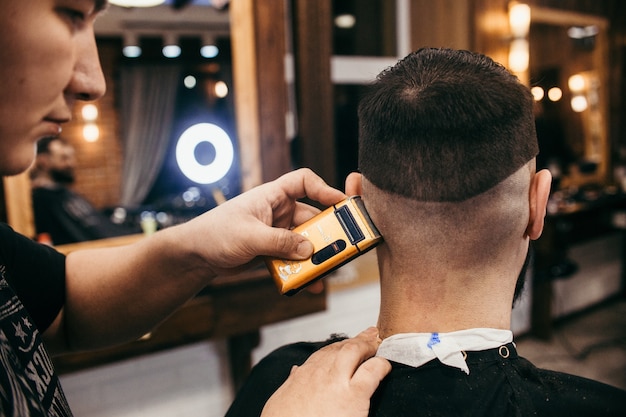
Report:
231,0,291,189
292,0,336,186
411,0,473,51
2,174,34,237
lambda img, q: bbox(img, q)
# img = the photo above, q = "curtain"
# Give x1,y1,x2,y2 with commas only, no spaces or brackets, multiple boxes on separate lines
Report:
119,65,181,208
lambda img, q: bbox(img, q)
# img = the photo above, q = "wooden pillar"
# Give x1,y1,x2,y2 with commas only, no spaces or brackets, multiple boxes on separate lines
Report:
292,0,336,186
2,173,34,238
230,0,291,190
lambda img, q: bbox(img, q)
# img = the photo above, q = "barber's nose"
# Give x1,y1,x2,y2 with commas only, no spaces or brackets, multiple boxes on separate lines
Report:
66,32,107,102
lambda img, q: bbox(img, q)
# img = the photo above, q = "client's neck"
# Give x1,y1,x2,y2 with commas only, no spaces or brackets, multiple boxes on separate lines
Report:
375,251,521,339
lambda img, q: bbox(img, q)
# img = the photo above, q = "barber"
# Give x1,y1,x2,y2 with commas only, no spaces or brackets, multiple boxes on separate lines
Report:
0,1,390,415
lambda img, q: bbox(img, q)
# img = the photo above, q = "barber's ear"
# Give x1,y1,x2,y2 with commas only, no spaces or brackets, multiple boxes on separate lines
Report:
526,169,552,240
344,172,363,196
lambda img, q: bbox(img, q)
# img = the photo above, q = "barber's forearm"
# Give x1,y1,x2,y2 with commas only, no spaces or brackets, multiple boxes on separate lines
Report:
61,226,212,351
48,169,345,352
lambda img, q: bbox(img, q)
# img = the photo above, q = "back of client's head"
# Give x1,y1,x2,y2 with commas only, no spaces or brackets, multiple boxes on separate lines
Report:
358,48,538,276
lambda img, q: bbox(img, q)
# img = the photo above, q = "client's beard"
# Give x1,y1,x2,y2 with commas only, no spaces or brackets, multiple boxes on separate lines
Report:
512,245,532,307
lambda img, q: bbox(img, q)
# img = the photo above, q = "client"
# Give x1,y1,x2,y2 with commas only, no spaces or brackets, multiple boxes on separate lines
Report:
226,48,626,416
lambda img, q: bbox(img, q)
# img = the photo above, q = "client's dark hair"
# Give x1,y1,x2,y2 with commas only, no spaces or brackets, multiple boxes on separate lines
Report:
358,48,538,202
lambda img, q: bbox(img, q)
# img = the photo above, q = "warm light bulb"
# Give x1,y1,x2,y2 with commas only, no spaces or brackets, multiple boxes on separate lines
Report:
335,14,356,29
508,39,529,73
83,123,100,142
547,87,563,102
214,81,229,98
81,104,99,121
509,3,531,38
531,86,544,101
568,74,586,93
571,95,588,112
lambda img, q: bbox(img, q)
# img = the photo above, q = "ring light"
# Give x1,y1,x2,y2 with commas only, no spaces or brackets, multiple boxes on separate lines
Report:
175,123,234,184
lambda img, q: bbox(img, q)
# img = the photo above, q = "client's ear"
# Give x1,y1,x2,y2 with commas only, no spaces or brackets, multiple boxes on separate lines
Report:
526,169,552,240
344,172,363,196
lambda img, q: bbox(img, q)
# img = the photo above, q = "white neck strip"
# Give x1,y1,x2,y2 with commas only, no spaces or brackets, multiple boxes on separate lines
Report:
376,328,513,375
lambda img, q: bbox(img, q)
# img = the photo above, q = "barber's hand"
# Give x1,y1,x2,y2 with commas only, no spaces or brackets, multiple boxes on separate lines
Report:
181,168,346,276
261,327,391,417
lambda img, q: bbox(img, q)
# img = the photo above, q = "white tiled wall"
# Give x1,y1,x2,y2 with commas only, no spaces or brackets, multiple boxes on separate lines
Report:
60,341,234,417
59,234,621,416
552,233,622,317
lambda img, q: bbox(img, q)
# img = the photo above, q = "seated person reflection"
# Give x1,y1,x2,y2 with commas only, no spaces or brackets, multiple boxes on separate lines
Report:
226,48,626,416
31,137,137,245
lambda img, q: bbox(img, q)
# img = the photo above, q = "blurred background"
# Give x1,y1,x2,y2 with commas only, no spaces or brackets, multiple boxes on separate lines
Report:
1,0,625,415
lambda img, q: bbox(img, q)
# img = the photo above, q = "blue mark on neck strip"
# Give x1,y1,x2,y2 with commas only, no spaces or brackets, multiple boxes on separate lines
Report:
427,332,440,349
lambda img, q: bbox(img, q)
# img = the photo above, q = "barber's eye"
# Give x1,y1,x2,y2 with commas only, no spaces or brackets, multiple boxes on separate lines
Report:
59,8,87,26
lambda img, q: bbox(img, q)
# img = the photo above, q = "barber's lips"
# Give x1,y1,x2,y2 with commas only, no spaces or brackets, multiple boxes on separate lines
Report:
39,121,63,139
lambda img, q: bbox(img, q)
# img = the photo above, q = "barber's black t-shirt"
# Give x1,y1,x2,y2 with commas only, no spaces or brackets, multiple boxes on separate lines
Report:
0,222,72,416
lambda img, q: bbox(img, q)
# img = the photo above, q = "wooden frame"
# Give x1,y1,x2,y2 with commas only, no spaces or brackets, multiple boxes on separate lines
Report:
527,6,610,187
4,0,331,244
230,0,292,188
292,0,336,186
3,173,34,237
525,6,611,340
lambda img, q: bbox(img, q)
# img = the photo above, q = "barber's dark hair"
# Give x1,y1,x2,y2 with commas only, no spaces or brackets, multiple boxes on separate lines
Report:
358,48,538,201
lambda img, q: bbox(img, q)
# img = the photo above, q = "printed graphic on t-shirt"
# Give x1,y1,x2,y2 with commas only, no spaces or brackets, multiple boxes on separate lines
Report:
0,270,72,416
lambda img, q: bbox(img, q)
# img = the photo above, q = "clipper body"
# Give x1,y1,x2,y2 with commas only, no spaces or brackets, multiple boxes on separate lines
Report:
266,196,382,295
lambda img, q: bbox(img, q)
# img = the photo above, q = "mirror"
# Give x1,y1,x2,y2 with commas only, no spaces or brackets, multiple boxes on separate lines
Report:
528,6,609,189
3,4,235,244
2,1,294,247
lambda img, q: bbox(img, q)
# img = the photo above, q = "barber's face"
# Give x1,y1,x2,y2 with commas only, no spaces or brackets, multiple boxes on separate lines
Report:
0,0,106,176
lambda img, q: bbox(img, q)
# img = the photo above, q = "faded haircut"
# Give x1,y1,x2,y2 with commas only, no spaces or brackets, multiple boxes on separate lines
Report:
358,48,538,202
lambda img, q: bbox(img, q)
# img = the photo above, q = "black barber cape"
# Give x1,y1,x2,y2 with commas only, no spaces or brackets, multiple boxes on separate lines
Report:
225,337,626,417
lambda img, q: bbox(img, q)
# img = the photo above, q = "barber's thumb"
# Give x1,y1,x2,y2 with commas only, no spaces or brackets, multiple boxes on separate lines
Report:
270,229,314,260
